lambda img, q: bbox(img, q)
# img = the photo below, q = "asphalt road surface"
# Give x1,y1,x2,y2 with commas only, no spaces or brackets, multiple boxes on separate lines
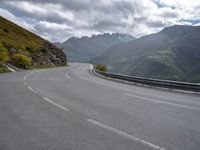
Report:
0,63,200,150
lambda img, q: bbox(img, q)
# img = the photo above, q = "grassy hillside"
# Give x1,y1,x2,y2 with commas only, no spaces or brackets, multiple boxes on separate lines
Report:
0,16,67,72
93,25,200,83
0,17,44,52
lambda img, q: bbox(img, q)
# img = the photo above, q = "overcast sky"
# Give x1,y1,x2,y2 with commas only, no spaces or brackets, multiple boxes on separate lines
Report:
0,0,200,42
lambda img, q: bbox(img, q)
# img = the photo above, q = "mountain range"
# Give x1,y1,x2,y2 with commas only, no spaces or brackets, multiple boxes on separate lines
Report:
55,33,135,62
1,15,199,83
93,25,200,83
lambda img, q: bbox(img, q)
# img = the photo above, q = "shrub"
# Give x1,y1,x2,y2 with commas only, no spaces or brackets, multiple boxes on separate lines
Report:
0,65,9,73
95,64,107,72
12,53,31,69
0,52,9,65
0,42,7,52
0,43,9,65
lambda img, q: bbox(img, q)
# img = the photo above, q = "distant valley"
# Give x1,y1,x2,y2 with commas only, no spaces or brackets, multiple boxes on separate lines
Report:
93,25,200,83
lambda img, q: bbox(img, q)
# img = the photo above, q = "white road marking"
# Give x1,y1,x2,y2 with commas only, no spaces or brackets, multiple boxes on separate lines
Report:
43,97,69,111
89,64,93,70
87,119,165,150
65,73,71,79
23,70,42,87
24,71,37,81
124,93,200,110
24,74,30,80
28,86,37,93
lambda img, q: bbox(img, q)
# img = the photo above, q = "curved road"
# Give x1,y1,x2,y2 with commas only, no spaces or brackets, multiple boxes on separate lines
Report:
0,63,200,150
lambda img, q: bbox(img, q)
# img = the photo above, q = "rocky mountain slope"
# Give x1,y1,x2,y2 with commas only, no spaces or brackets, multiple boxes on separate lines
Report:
93,25,200,83
0,16,67,71
55,33,135,62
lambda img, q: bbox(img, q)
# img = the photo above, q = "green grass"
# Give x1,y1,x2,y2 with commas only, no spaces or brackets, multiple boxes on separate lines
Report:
0,16,45,53
31,64,68,70
12,53,31,69
31,65,56,70
148,50,184,78
95,64,107,72
0,16,67,73
0,65,10,73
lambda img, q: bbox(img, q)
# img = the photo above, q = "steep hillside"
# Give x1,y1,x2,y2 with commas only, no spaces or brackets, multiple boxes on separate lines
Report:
0,16,67,71
93,25,200,83
55,33,135,62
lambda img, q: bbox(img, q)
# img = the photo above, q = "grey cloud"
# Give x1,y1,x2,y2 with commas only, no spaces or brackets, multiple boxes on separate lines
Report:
3,0,93,11
34,21,74,42
159,9,178,18
161,11,177,18
147,20,166,28
2,2,72,24
0,0,198,42
96,1,139,15
92,19,127,30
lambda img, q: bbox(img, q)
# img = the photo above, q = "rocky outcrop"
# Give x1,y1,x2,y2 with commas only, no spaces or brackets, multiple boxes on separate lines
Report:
31,42,67,66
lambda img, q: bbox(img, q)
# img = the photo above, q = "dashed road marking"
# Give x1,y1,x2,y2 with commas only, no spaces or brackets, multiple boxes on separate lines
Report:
43,97,69,111
23,71,69,111
65,73,71,79
28,86,37,93
87,119,165,150
28,86,34,92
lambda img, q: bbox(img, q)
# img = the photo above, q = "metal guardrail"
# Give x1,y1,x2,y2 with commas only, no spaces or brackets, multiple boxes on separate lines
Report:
92,67,200,93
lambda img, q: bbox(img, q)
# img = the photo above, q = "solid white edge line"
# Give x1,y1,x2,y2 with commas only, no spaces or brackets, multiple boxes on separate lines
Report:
43,97,69,111
124,93,200,110
87,119,165,150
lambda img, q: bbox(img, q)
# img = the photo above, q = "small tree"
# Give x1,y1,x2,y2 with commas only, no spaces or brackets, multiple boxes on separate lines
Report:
13,53,31,69
95,64,107,72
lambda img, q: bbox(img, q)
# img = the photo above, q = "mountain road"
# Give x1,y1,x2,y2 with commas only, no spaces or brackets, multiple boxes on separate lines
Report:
0,63,200,150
